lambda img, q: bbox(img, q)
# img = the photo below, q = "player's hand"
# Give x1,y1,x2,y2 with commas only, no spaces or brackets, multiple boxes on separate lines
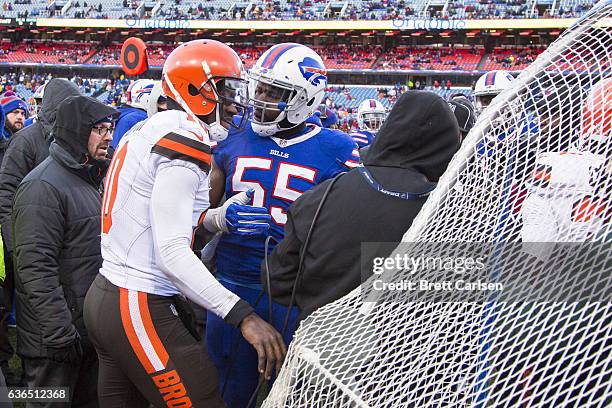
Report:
239,313,287,380
202,190,271,235
225,190,271,236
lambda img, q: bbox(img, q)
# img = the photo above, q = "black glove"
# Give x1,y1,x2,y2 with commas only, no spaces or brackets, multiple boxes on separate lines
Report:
45,338,83,365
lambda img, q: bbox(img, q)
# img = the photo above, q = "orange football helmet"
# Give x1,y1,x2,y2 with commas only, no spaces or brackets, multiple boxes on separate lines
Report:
162,39,248,140
580,77,612,149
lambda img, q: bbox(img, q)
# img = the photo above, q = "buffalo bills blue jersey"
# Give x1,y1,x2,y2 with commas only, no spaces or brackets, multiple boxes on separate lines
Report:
24,117,37,127
350,130,375,149
112,106,148,149
214,122,359,286
305,112,323,127
477,111,538,158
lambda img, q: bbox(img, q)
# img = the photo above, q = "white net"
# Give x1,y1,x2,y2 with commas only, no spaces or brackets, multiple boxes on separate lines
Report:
263,2,612,407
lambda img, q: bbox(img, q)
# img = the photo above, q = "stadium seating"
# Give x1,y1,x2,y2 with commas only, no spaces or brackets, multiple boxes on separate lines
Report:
483,46,544,71
67,1,139,19
377,47,483,71
96,90,110,102
0,37,559,76
430,87,472,99
0,0,49,18
325,86,389,109
0,41,93,64
78,43,382,69
15,83,33,100
557,0,596,17
2,41,555,74
0,0,151,19
316,45,381,69
324,85,474,131
146,44,177,67
324,85,473,109
89,44,121,65
0,0,598,19
447,0,534,19
234,46,268,68
4,72,107,104
175,0,233,19
3,70,473,124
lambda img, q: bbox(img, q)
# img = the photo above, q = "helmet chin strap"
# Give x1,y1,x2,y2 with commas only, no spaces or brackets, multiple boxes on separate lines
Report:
252,119,305,139
251,98,308,137
208,113,230,142
252,121,281,137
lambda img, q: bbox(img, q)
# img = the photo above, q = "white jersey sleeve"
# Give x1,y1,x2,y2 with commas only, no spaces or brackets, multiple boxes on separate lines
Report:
100,110,254,325
150,163,241,319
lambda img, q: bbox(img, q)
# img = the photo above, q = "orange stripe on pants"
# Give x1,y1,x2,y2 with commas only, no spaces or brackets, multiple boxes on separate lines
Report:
138,292,170,368
119,288,156,374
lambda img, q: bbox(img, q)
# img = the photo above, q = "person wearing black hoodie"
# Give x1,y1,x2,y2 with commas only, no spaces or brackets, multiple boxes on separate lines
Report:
262,91,461,321
0,79,81,384
0,78,82,252
12,95,118,407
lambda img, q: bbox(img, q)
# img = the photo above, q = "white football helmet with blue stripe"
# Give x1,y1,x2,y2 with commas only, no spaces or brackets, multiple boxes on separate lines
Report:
357,99,387,132
146,81,166,118
127,79,156,110
30,82,46,116
249,43,328,137
474,70,514,114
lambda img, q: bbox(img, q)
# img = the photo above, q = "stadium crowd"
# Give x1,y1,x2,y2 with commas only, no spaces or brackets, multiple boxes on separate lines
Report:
486,45,544,70
0,0,599,20
0,42,93,64
0,0,606,404
378,46,482,70
0,40,550,73
0,71,125,99
445,0,532,19
1,69,473,133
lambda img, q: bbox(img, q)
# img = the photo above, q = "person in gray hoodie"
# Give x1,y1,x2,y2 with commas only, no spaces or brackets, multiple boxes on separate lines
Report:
0,78,81,384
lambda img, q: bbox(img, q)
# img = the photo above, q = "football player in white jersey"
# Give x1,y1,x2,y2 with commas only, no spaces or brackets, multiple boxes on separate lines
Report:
520,77,611,261
83,40,286,408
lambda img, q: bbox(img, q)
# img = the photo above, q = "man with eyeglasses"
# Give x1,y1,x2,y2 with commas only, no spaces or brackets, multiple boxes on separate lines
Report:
0,79,82,388
11,95,118,407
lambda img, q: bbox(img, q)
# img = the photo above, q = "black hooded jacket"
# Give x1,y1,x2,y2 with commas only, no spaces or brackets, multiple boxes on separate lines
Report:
12,95,117,358
262,91,460,320
0,79,82,253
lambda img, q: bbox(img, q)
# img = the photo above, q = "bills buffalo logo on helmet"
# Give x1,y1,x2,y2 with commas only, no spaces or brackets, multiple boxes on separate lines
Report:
298,57,327,87
134,84,154,103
